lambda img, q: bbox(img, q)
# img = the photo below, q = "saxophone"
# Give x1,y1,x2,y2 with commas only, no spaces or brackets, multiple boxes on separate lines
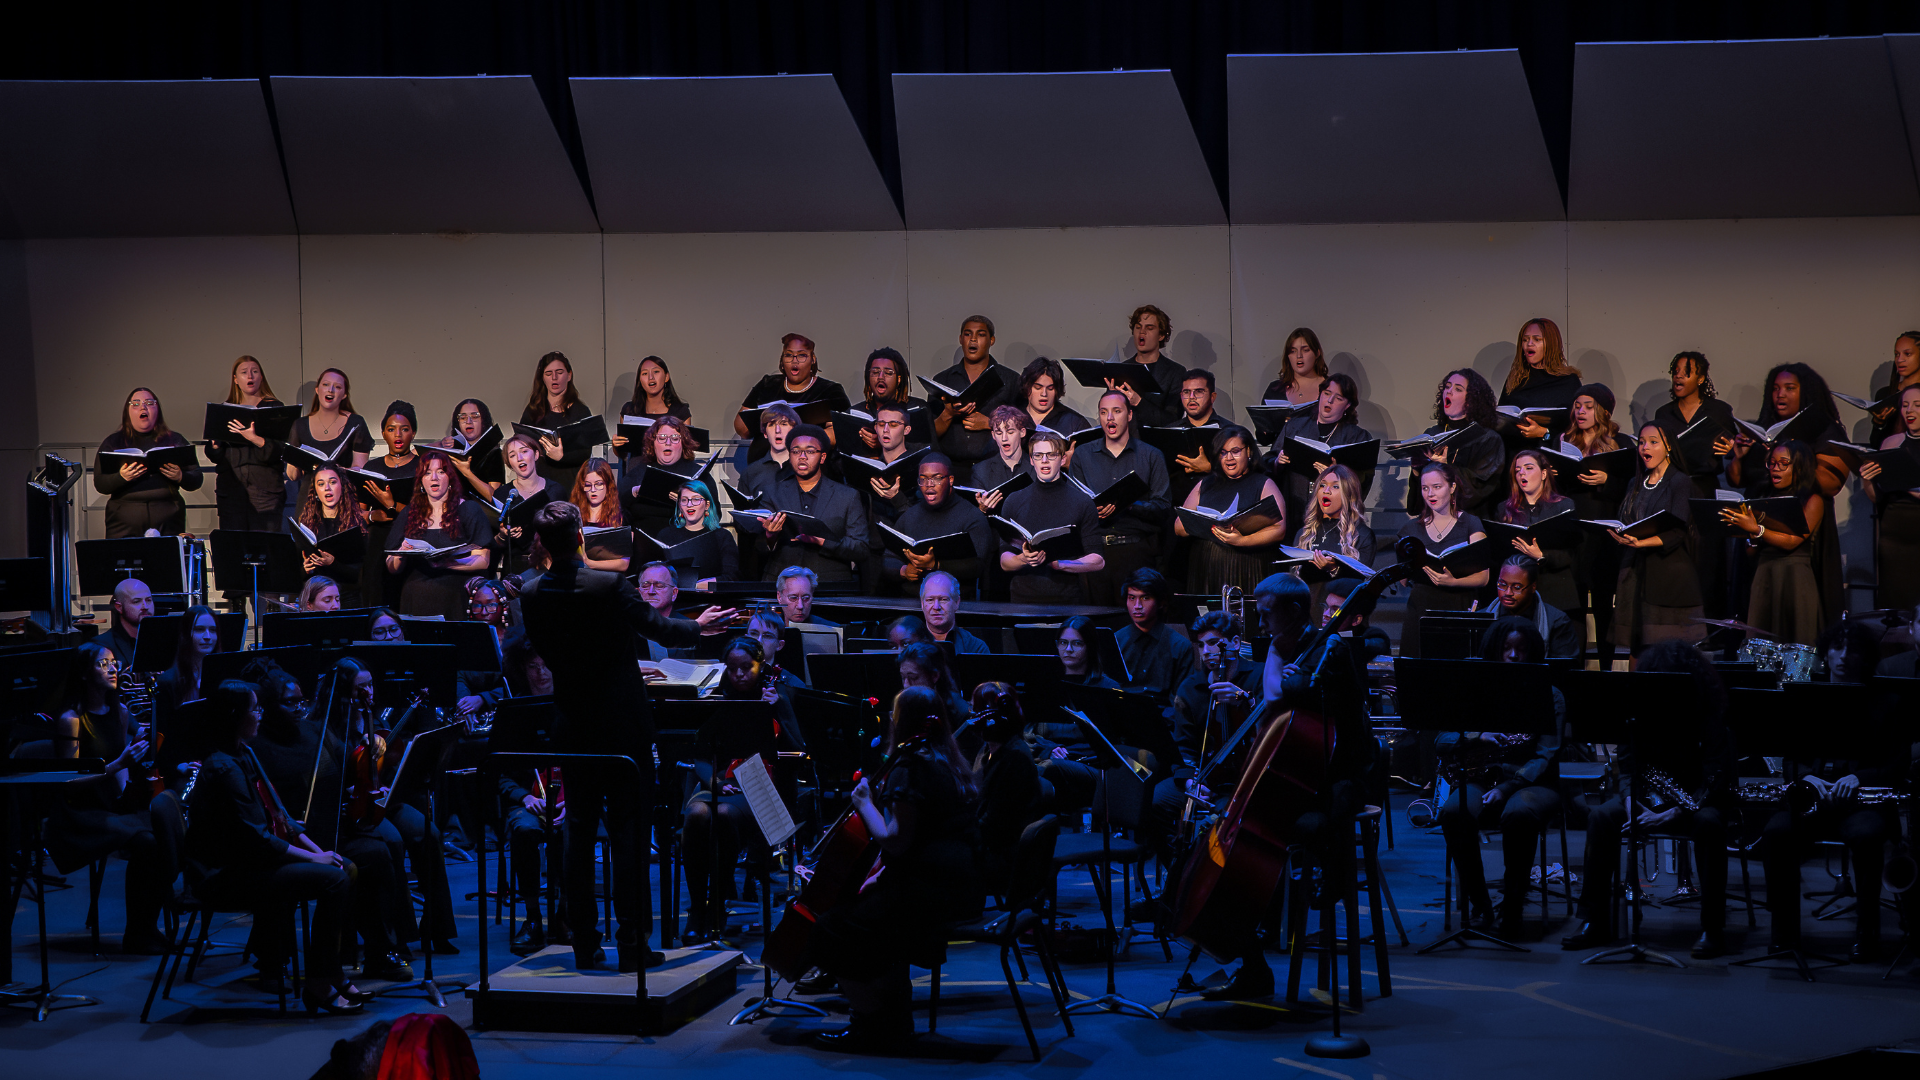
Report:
1736,778,1905,819
1440,732,1533,788
1637,766,1699,813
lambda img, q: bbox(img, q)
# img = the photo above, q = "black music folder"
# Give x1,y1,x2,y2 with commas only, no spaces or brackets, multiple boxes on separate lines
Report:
203,401,301,443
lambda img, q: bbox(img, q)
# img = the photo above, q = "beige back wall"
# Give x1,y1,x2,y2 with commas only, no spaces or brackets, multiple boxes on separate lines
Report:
15,219,1920,584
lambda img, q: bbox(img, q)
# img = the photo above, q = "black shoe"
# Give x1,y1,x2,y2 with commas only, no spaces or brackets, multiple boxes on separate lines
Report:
618,949,667,973
574,945,607,970
1200,964,1275,1001
361,952,414,982
810,1012,914,1053
395,944,417,962
794,969,839,996
1560,923,1615,950
1691,931,1726,959
304,992,366,1016
1494,911,1526,942
429,937,460,956
510,926,546,957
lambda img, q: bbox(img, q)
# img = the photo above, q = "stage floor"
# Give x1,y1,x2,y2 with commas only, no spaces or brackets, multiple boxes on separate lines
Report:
5,807,1918,1079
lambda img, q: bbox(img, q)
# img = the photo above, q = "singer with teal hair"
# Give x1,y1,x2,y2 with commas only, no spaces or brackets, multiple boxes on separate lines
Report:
656,478,738,589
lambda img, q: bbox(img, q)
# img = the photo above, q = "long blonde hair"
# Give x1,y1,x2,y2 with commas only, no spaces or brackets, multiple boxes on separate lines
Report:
1295,464,1366,558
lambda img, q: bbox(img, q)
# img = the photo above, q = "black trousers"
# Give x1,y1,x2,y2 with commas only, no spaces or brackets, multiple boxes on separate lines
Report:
1579,797,1728,933
1760,801,1892,944
215,487,284,533
386,799,455,942
339,826,402,956
1438,782,1561,915
563,762,654,953
198,861,350,987
104,496,185,539
682,791,765,926
505,805,563,932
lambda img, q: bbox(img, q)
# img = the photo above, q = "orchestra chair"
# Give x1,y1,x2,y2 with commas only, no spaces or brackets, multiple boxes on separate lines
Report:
1428,806,1573,950
927,815,1074,1061
1641,832,1761,931
1285,805,1402,1008
1048,766,1173,962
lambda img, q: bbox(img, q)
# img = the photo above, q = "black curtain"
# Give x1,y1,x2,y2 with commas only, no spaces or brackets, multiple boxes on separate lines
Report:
5,1,1917,217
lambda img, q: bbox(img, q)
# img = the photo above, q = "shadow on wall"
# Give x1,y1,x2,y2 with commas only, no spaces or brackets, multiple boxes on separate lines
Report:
1329,351,1400,443
1470,341,1512,390
1572,349,1624,401
1627,380,1668,431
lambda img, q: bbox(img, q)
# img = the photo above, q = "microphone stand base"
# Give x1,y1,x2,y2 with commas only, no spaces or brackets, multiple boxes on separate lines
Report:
1305,1032,1370,1058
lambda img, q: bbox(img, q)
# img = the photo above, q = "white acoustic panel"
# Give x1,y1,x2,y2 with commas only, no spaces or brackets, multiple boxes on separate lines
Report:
572,75,899,232
270,76,598,234
0,80,293,238
1228,51,1562,224
893,71,1224,229
1570,37,1919,220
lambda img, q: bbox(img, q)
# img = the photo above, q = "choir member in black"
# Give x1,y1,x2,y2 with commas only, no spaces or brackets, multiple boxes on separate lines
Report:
442,397,503,496
733,403,798,582
1108,304,1187,428
1321,577,1392,662
356,401,419,608
1199,573,1372,1000
1758,620,1901,961
1261,326,1329,408
1567,384,1628,664
520,351,593,487
613,355,692,450
1162,370,1224,587
1653,352,1739,500
299,575,343,612
96,387,204,537
1860,384,1920,610
1720,440,1828,644
496,432,567,577
657,480,737,588
1293,465,1377,584
185,680,371,1012
848,346,931,450
757,425,869,584
1434,618,1562,939
385,451,492,619
1498,317,1582,443
155,603,220,737
898,640,972,722
242,657,319,812
205,355,287,532
1069,390,1172,604
1493,555,1582,659
285,367,373,483
521,501,734,969
997,431,1106,603
970,405,1032,511
919,571,990,653
680,636,802,940
1268,371,1372,532
623,414,702,534
1115,568,1199,699
883,454,992,589
1395,462,1490,657
1563,642,1734,955
105,578,152,669
1177,424,1287,594
1496,448,1579,612
855,402,923,567
1610,422,1702,653
1867,330,1920,447
968,682,1042,893
1019,356,1090,440
571,457,631,574
733,332,852,446
1727,363,1849,626
43,643,165,952
926,316,1010,483
1408,368,1505,521
296,464,368,589
805,685,981,1050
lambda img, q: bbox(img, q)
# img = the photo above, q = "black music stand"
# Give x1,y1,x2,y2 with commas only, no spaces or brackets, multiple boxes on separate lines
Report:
76,536,186,596
1558,669,1699,970
952,652,1058,694
208,531,305,641
0,558,51,618
681,700,780,944
1061,711,1158,1020
400,618,504,673
806,652,903,705
126,612,250,673
1417,613,1497,660
261,609,375,648
346,643,461,709
1,759,104,1019
1394,658,1556,954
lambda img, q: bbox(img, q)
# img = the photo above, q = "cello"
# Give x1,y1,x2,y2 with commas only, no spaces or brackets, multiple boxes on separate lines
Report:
1169,541,1419,957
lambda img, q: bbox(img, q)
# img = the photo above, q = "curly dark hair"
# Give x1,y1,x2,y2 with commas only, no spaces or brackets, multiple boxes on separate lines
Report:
1432,368,1497,427
1668,351,1717,400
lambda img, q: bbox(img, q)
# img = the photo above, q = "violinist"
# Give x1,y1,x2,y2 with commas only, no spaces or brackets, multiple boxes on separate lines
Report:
1563,643,1733,957
204,355,287,532
969,681,1043,892
681,636,802,941
359,401,420,608
442,397,503,495
1433,618,1562,941
898,640,971,723
294,464,367,591
803,685,981,1051
521,351,594,487
96,387,204,538
1196,573,1370,1001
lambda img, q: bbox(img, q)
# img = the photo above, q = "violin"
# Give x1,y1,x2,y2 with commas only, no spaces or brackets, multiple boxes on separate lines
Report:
343,690,428,829
1168,540,1420,957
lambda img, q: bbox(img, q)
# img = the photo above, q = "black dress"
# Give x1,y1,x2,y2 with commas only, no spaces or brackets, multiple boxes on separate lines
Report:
1746,491,1825,645
1496,493,1579,611
288,414,375,498
1874,434,1920,610
738,374,852,461
360,454,416,608
1268,415,1375,538
1612,468,1702,653
205,397,287,532
496,478,566,576
387,499,491,619
520,401,594,488
304,512,364,589
1499,371,1583,447
614,402,695,492
1395,513,1485,658
1186,471,1277,594
658,524,740,587
1563,442,1625,653
1407,421,1504,522
95,430,205,537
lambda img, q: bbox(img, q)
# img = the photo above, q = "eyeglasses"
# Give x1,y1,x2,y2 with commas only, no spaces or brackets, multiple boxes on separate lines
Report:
790,446,822,458
874,420,905,430
918,475,950,486
372,626,403,641
1031,451,1061,462
128,398,159,409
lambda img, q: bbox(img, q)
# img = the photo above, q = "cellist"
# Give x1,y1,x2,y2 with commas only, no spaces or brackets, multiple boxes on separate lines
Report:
1187,572,1373,1001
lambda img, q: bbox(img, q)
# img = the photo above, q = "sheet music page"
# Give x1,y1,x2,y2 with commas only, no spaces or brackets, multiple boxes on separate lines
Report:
735,753,797,846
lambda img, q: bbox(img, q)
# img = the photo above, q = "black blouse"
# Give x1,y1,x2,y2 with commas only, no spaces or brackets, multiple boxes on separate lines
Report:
1617,467,1698,607
1496,493,1579,610
520,400,594,487
290,413,375,466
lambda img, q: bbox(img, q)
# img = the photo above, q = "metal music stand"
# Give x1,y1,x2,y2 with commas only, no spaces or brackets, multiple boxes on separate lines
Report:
0,558,51,618
1557,669,1699,970
261,609,375,648
1393,657,1557,953
1060,711,1159,1020
208,531,304,642
126,612,250,674
75,536,187,596
1416,613,1497,660
806,652,903,705
1,759,104,1019
952,652,1059,695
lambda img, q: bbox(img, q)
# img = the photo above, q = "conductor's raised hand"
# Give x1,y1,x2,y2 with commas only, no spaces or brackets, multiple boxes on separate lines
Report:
694,605,740,634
